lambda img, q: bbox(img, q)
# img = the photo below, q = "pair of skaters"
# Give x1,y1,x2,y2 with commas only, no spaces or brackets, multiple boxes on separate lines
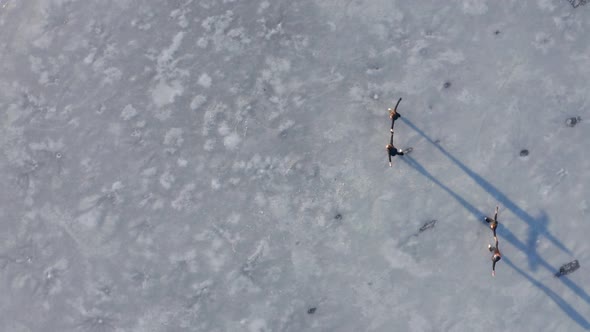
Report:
384,99,502,276
486,206,502,277
386,98,405,167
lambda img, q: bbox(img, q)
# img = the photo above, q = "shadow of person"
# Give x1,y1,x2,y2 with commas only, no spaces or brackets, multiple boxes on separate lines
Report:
400,117,572,258
400,155,590,326
503,257,590,330
399,118,590,311
525,211,549,271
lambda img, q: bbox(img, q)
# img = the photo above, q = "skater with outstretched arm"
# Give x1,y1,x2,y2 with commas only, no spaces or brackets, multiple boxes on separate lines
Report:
485,206,499,237
488,236,502,277
386,131,405,167
386,98,411,167
388,98,402,133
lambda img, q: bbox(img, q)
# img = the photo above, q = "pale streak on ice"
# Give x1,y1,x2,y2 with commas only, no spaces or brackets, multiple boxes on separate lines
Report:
151,31,186,107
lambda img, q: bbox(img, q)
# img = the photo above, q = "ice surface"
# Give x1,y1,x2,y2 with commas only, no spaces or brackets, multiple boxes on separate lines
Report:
1,0,590,331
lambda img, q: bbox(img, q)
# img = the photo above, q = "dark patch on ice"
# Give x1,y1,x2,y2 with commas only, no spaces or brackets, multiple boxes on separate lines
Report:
418,220,437,233
555,260,580,277
295,241,300,246
568,0,588,8
334,213,342,220
307,307,317,314
99,285,112,296
494,30,501,35
419,48,428,56
519,149,529,157
367,63,381,71
565,116,581,127
443,81,451,89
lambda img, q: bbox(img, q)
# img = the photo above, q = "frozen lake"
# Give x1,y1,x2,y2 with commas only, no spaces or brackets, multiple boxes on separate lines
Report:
1,0,589,331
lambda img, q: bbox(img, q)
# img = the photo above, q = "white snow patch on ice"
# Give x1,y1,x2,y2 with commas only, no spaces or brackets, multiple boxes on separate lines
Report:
164,128,184,147
224,132,240,150
248,318,269,332
121,104,138,120
197,37,208,48
198,73,212,88
257,1,270,14
102,67,122,85
177,158,188,167
171,183,196,211
152,80,183,107
190,95,207,110
204,138,216,151
159,170,175,190
217,121,231,136
157,31,185,72
458,0,488,15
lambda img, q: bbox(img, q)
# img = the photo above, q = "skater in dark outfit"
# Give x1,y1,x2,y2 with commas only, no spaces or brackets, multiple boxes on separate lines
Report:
485,206,499,237
388,98,402,133
488,236,502,276
386,135,405,167
386,98,405,167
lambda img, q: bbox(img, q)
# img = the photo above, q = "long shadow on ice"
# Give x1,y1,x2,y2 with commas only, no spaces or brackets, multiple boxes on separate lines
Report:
401,155,590,329
400,117,572,269
399,118,590,314
504,257,590,330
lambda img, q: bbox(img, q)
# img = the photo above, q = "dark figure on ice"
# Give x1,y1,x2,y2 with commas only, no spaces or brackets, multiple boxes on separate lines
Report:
488,236,502,277
386,98,405,167
388,98,402,133
386,135,404,167
485,206,499,237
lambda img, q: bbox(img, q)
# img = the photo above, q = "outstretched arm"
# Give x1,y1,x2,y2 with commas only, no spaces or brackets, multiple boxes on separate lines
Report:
390,98,402,131
394,98,402,113
494,206,499,221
